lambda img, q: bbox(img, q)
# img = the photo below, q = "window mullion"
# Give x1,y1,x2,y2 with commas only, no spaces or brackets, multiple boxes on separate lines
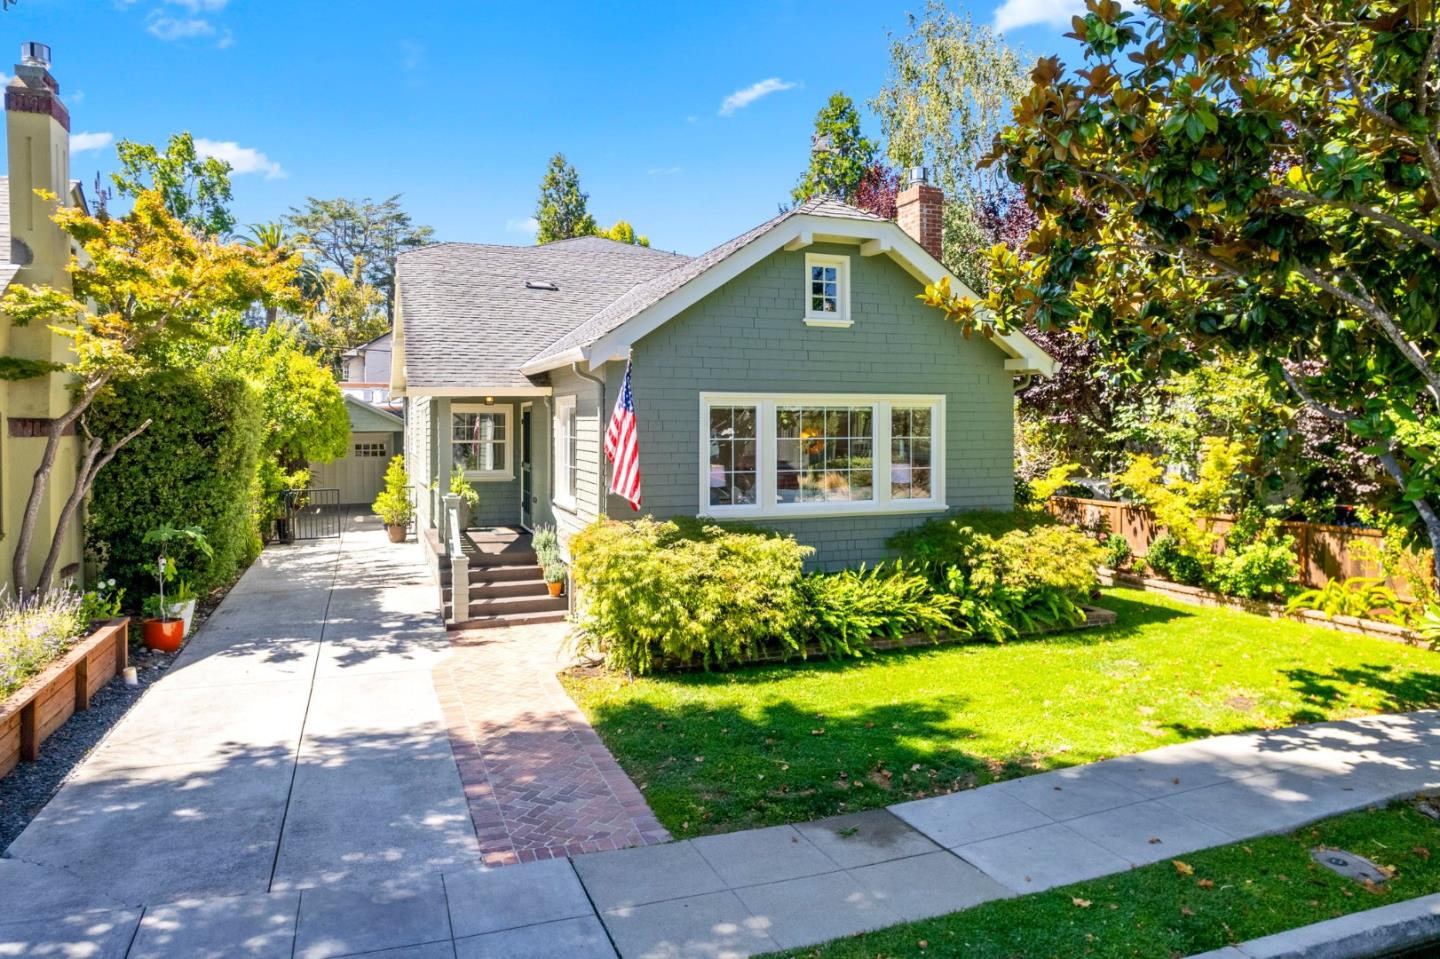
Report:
876,401,892,509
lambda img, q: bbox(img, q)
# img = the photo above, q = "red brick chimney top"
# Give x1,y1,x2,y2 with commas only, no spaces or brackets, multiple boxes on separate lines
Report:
896,168,942,261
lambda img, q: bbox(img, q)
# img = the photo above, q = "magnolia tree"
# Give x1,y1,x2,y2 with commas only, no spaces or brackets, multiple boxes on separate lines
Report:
0,191,299,597
925,0,1440,579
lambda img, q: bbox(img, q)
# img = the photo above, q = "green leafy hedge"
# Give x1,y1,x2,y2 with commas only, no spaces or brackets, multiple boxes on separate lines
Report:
571,511,1103,674
85,367,264,604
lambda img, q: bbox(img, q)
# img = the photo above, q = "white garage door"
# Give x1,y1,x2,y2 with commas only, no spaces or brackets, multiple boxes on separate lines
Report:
311,432,393,505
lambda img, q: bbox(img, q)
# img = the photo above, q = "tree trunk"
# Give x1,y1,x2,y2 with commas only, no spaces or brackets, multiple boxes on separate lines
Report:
33,417,152,596
1376,448,1440,590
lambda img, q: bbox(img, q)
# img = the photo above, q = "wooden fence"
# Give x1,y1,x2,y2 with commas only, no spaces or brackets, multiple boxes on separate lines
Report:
1047,496,1423,601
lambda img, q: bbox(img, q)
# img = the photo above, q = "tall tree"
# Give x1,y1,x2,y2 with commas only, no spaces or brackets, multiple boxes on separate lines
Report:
0,191,298,596
299,262,389,375
923,0,1440,579
792,92,879,204
534,153,598,244
243,222,303,327
112,132,236,237
285,196,434,311
871,1,1031,203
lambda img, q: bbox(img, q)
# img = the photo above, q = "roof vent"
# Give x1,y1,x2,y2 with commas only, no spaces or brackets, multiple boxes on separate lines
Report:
525,280,559,292
20,42,51,69
904,166,930,189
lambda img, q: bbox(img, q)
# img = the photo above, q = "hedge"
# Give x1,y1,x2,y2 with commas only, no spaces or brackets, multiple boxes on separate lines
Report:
85,367,264,604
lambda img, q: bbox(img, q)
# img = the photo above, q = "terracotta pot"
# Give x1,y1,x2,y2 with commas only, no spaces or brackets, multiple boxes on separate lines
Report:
143,617,185,653
547,580,564,598
386,523,407,543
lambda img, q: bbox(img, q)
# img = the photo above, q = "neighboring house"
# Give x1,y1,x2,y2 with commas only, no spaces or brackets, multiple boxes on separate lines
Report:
1,42,87,594
307,395,404,506
391,181,1054,573
340,331,402,413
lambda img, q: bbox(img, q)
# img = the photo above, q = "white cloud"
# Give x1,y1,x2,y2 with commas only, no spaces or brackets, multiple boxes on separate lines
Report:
147,15,216,40
505,217,539,235
194,137,286,179
994,0,1133,32
647,166,681,177
70,131,115,153
718,78,797,117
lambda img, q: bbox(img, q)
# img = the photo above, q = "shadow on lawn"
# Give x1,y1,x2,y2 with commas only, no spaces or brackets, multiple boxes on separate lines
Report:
1284,662,1440,722
580,691,1110,836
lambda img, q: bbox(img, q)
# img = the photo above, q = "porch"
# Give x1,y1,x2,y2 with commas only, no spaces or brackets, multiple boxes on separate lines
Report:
436,525,568,630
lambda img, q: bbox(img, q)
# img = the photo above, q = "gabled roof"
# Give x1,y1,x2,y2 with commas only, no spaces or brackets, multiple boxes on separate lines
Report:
393,197,1055,395
394,236,687,391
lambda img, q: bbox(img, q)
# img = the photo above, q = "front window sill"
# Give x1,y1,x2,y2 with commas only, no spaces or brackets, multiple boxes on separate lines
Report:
700,501,948,521
464,470,513,482
802,316,853,329
553,497,578,514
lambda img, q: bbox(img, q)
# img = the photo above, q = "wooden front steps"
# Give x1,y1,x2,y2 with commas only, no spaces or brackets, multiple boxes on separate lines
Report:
444,526,567,631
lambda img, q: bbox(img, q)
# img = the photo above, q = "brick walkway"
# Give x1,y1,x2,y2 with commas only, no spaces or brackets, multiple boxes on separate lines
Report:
434,622,670,866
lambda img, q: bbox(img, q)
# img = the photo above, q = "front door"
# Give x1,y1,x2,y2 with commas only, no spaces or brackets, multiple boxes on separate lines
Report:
520,404,533,528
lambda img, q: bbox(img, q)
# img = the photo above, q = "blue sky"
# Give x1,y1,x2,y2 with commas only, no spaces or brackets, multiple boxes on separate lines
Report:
4,0,1085,256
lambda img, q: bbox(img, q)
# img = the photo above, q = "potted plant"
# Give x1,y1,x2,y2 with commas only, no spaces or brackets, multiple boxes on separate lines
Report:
373,455,414,543
167,578,198,636
140,524,212,651
449,465,480,531
533,524,558,565
543,562,566,597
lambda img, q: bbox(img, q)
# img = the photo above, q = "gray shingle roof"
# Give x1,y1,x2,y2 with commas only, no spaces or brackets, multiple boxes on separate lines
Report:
397,197,888,390
396,236,688,389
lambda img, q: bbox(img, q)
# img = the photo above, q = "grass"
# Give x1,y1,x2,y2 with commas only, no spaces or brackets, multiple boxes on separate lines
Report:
763,802,1440,959
561,587,1440,838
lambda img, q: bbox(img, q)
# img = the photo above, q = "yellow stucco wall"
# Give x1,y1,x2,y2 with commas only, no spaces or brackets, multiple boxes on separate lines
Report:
3,68,84,596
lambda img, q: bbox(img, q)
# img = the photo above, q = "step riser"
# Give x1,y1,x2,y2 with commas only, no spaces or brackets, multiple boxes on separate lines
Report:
468,580,550,598
450,611,568,632
441,564,539,585
465,551,538,568
465,596,567,616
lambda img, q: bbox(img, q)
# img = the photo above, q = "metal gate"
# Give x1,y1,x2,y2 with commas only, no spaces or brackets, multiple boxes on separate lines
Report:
280,488,342,541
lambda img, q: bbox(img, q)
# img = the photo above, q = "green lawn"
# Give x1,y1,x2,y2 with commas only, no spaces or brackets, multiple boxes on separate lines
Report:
562,588,1440,838
765,802,1440,959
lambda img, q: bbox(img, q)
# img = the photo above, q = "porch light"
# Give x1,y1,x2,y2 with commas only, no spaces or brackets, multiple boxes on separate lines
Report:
483,396,495,405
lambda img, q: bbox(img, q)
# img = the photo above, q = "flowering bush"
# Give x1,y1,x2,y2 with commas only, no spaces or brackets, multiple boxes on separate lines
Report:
0,590,86,699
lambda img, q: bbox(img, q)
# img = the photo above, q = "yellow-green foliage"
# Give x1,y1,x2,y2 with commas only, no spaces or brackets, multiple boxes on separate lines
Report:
372,456,414,526
1115,437,1246,560
1029,462,1081,506
571,518,811,674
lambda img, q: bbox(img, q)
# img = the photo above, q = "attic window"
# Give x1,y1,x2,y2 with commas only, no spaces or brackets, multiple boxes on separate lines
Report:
803,253,851,328
525,280,560,291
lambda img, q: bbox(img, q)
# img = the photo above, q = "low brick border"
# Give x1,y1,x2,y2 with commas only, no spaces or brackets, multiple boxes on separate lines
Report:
0,618,129,780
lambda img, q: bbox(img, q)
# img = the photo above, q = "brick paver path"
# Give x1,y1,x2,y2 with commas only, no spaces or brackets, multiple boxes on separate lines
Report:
434,622,669,866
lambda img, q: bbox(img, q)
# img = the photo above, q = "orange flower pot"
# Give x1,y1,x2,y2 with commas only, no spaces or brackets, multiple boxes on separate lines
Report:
143,617,185,653
547,580,564,598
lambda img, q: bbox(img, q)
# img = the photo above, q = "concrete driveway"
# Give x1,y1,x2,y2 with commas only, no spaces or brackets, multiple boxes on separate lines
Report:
1,514,481,915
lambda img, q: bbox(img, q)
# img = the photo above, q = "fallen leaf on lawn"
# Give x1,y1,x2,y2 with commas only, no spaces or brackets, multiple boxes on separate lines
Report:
811,728,825,736
1197,879,1214,889
694,756,705,762
1072,898,1092,908
1173,860,1195,876
917,940,928,951
1415,847,1431,860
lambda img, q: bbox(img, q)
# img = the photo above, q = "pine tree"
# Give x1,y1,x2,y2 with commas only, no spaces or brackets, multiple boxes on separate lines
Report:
534,153,598,244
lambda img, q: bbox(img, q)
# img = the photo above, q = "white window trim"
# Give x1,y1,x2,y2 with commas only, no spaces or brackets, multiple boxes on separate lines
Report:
698,392,947,520
803,253,853,328
552,394,577,512
452,403,513,482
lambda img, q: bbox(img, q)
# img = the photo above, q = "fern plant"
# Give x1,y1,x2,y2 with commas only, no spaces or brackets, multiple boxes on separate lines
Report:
1287,577,1402,622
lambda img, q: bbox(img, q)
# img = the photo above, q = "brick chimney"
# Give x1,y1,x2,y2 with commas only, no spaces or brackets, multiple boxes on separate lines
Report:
896,166,943,261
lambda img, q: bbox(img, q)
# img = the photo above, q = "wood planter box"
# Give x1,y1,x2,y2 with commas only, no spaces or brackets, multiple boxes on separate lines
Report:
1099,568,1424,646
0,617,129,780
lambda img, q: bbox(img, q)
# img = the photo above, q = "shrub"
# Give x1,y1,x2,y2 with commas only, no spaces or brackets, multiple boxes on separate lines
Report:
798,563,958,658
86,368,263,604
570,518,811,674
1144,533,1208,586
1211,518,1299,600
373,456,414,527
1102,533,1132,570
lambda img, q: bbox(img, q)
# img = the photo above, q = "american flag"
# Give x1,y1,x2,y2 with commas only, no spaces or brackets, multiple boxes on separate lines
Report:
605,360,643,510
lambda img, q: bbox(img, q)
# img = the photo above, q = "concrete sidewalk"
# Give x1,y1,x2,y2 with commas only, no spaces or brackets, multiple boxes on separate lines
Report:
3,518,1440,956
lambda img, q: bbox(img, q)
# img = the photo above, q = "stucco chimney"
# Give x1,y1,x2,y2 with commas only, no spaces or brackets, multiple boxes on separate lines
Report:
896,166,943,261
7,41,70,267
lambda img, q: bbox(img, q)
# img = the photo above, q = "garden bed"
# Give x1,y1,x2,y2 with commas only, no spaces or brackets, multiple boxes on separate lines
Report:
0,618,129,780
1099,567,1424,647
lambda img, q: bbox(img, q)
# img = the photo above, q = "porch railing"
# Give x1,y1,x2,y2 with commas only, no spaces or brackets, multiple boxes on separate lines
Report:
442,493,469,621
